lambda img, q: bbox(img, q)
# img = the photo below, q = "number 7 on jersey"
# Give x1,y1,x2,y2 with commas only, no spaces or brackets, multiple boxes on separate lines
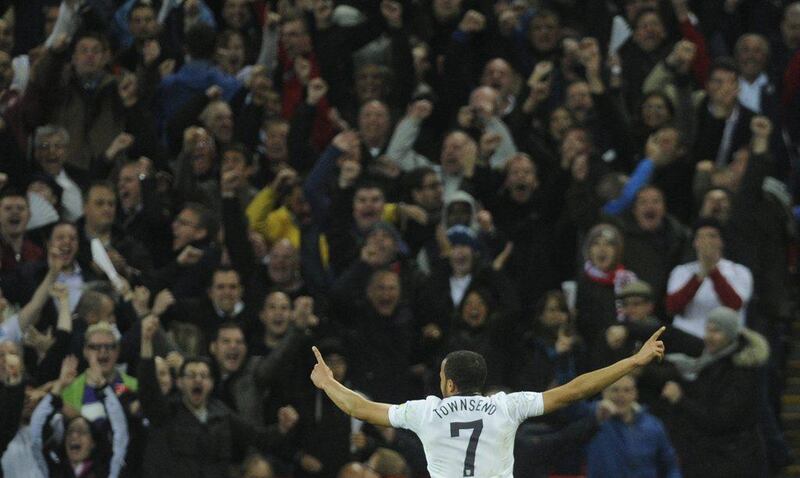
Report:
450,419,484,477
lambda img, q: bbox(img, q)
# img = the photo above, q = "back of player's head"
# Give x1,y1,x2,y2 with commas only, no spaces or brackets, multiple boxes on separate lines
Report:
443,350,487,394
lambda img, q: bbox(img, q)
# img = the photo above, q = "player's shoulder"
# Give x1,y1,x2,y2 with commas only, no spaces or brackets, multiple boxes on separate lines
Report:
390,395,443,429
411,395,443,409
393,395,443,415
501,391,544,402
496,391,545,418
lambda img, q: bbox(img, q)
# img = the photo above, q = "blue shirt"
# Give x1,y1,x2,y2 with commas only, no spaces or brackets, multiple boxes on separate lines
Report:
587,404,682,478
157,60,242,125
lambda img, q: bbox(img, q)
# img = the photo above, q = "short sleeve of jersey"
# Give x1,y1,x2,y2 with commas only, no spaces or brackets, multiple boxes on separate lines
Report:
504,391,545,423
389,396,437,432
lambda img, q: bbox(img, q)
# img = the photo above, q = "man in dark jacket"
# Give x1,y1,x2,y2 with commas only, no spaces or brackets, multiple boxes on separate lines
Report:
209,321,306,427
620,185,691,315
76,181,153,281
138,315,298,477
657,307,769,477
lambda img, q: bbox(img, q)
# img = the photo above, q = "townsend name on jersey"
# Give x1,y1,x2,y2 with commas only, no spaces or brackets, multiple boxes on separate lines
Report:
432,397,497,419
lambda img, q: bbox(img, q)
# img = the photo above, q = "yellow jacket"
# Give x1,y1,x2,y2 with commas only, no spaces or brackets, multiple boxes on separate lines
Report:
246,186,400,268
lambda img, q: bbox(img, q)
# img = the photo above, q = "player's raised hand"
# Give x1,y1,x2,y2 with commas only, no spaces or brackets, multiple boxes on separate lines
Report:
310,346,334,388
632,326,666,366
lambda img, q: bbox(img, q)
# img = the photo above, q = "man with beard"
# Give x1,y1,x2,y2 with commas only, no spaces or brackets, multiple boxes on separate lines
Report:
138,316,298,477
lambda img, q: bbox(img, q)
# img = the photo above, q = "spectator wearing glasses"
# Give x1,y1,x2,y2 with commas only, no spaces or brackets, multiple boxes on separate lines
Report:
61,322,138,422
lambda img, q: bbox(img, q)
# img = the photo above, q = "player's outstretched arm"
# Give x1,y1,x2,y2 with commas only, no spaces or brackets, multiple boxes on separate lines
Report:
310,346,393,426
542,327,665,414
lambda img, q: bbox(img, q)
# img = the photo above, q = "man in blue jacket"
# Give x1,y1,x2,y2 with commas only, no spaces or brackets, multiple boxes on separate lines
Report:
588,374,681,478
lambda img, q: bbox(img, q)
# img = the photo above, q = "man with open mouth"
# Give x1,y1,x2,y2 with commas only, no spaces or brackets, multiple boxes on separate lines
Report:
138,315,300,478
0,189,44,273
60,322,138,424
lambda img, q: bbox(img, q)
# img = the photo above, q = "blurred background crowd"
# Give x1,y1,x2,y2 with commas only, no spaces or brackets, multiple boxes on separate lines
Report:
0,0,798,476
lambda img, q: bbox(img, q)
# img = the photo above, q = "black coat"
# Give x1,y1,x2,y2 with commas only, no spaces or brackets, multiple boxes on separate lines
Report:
512,329,588,393
657,330,769,478
575,275,618,347
341,304,415,404
620,214,691,313
138,358,288,478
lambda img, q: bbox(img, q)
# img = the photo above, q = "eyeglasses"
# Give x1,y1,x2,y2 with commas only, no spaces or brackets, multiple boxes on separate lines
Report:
86,343,117,352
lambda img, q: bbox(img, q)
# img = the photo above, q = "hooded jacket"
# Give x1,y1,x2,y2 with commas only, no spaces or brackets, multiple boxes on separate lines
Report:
659,328,769,478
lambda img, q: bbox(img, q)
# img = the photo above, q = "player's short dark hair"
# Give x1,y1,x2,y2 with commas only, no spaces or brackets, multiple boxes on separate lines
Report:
443,350,487,394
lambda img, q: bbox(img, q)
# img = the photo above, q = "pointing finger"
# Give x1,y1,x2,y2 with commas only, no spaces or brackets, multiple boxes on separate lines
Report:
649,326,666,342
312,346,326,366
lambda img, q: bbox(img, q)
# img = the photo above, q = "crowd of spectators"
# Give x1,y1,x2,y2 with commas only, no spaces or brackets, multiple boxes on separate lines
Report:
0,0,798,476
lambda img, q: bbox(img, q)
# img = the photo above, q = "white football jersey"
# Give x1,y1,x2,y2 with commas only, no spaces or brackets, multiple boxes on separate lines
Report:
388,391,544,478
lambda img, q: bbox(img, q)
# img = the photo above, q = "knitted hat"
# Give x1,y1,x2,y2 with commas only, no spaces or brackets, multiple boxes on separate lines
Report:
446,225,479,250
616,280,653,300
707,306,741,340
582,223,623,259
